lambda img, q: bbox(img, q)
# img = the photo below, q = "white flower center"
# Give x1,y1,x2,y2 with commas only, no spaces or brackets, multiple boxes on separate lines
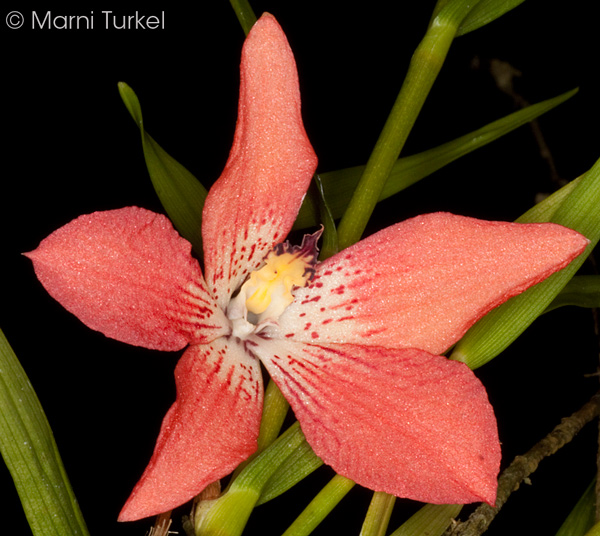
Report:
227,230,321,339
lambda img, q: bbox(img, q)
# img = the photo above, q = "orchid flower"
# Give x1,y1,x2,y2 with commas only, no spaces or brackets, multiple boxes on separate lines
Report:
25,13,588,523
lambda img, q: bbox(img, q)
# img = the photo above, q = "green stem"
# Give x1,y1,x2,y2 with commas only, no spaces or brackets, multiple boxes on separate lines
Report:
257,380,290,452
281,474,356,536
336,0,482,250
229,0,257,35
360,492,396,536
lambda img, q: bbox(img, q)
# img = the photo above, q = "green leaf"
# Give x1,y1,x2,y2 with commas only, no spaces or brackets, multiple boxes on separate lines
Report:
293,89,577,230
0,329,90,536
452,157,600,369
257,438,323,505
311,174,339,260
118,82,208,257
555,479,595,536
389,504,462,536
457,0,527,35
545,275,600,313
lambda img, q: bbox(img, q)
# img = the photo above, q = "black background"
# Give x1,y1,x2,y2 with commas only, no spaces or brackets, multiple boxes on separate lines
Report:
2,2,599,535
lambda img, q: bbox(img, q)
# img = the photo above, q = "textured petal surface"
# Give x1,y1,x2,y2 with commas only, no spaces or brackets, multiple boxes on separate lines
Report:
26,207,229,351
273,213,588,354
202,14,318,309
254,338,499,504
119,337,263,521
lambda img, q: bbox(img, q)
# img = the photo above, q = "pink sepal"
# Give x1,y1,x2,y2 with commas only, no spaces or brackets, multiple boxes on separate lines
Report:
118,338,263,521
255,338,500,505
26,207,228,351
274,213,589,354
202,13,318,309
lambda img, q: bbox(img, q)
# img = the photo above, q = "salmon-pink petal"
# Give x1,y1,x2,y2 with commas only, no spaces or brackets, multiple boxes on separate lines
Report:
26,207,229,351
253,338,499,504
202,14,318,309
118,338,263,521
273,213,588,354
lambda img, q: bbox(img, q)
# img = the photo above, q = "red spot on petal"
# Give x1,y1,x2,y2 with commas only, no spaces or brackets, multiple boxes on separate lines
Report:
301,295,321,304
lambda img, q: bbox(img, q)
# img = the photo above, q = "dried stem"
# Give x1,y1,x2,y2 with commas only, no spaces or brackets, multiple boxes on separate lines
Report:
444,391,600,536
147,511,174,536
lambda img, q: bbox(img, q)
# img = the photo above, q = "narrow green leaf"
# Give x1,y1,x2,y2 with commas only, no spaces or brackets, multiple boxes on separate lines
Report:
389,504,462,536
336,0,483,250
555,479,595,536
281,475,355,536
545,275,600,313
457,0,527,36
452,157,600,369
257,438,323,505
294,89,577,230
229,0,257,35
0,329,90,536
118,82,208,257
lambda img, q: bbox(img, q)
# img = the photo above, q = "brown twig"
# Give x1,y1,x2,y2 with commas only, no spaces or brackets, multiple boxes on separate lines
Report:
486,58,563,191
444,391,600,536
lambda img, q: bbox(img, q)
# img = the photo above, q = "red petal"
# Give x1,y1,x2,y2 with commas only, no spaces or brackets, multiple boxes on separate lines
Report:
26,207,228,351
274,213,588,354
254,339,499,504
202,14,318,309
118,338,263,521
